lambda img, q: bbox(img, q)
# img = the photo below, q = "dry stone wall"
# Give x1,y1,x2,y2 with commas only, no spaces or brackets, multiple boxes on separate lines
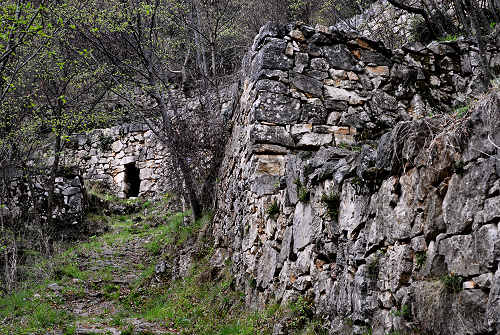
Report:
63,122,174,199
1,171,86,228
213,22,500,334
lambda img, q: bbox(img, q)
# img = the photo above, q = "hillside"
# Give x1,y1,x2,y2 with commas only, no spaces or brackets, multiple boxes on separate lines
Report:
1,1,500,335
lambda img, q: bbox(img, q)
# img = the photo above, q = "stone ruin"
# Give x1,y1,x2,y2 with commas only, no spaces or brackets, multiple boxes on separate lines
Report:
63,122,175,199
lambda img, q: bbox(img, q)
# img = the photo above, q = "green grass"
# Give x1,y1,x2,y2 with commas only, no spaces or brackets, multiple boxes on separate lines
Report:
127,267,275,334
439,34,459,41
54,263,88,280
145,211,209,255
0,288,73,334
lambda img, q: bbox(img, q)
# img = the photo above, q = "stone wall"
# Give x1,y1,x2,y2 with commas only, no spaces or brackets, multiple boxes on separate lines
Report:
213,22,500,334
63,123,174,199
1,171,85,228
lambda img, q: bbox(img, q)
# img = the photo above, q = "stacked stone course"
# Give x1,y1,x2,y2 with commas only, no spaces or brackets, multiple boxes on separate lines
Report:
213,22,500,334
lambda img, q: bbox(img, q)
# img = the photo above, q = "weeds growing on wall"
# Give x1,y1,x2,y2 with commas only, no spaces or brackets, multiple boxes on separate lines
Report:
321,191,340,220
440,273,463,293
266,200,280,219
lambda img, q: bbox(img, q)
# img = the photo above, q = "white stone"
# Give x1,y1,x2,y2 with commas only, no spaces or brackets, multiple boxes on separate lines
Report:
111,140,123,152
463,281,477,289
329,69,346,79
113,172,125,185
291,124,313,136
298,133,333,146
120,156,136,165
324,86,365,105
140,168,153,180
327,112,341,125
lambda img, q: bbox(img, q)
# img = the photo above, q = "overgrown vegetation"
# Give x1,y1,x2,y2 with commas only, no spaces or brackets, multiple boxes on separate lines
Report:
0,191,328,334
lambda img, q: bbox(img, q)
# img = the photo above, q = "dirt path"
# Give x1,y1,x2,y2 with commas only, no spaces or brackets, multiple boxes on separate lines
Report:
51,217,177,335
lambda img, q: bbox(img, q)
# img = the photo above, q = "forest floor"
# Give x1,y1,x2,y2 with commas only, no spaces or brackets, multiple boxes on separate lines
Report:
0,196,320,335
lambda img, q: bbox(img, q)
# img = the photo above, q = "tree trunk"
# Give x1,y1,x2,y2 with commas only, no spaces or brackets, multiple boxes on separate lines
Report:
454,0,470,35
47,133,61,225
193,0,208,78
465,0,493,90
388,0,440,38
152,87,203,221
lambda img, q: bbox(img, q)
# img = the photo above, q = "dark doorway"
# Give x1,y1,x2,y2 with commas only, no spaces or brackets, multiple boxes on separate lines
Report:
124,162,140,198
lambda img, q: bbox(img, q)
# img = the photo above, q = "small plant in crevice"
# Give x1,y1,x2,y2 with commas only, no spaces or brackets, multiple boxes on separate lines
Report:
266,200,280,219
415,251,426,269
294,179,310,203
361,326,373,335
367,256,379,280
440,273,463,293
391,304,411,320
454,160,466,175
298,186,310,202
321,191,340,220
302,164,314,182
98,134,114,151
288,296,314,330
454,105,469,118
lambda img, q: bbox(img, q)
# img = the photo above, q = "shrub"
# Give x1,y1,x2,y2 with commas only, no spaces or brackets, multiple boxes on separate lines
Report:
454,105,469,118
439,34,458,41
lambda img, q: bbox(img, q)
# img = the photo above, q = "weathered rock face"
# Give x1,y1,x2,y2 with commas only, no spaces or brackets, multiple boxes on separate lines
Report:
213,22,500,334
63,123,175,199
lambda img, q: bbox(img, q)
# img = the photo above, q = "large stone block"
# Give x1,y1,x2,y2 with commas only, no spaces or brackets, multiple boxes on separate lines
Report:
250,124,294,147
252,92,301,124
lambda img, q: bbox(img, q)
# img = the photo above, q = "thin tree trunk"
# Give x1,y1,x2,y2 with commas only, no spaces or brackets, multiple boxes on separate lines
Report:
454,0,470,35
152,87,203,220
465,0,492,90
193,0,208,78
489,0,500,23
47,133,61,223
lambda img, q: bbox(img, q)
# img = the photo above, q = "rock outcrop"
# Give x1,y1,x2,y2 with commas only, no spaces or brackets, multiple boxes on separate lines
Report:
213,22,500,334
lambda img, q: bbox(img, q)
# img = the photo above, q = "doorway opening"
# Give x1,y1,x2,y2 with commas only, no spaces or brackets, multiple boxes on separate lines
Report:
124,162,140,198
